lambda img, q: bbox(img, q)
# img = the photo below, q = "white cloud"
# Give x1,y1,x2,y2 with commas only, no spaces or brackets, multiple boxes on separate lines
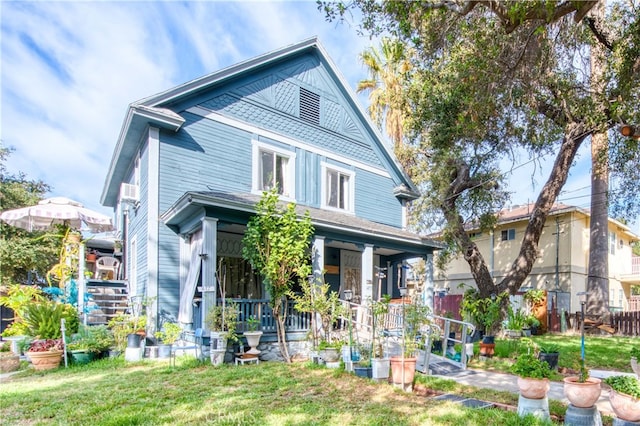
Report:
3,1,619,231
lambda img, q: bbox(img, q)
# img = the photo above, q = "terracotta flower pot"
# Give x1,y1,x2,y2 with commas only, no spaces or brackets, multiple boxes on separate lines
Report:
390,356,416,385
563,376,602,408
609,389,640,422
28,350,63,371
517,376,550,399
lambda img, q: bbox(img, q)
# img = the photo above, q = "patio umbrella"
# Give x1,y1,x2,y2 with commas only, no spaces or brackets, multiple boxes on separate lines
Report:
0,196,113,232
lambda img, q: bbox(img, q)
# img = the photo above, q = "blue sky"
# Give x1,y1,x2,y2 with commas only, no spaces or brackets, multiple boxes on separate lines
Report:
1,1,629,232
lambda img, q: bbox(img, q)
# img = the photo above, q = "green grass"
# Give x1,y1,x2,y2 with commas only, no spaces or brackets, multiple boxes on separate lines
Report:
467,334,638,375
2,357,555,426
1,334,635,425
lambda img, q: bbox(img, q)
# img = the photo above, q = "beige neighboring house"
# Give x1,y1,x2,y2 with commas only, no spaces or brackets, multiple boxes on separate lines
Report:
434,203,640,314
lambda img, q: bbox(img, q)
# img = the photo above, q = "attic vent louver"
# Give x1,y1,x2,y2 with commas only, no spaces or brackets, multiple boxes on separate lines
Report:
299,87,320,125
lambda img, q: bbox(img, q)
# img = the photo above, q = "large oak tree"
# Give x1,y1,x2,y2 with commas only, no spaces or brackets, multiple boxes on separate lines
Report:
322,1,640,313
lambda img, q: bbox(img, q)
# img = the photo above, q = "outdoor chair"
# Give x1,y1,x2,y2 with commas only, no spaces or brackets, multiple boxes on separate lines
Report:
95,256,120,280
170,328,204,366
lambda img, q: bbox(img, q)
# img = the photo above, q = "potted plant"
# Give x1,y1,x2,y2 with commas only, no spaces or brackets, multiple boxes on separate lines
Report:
510,352,553,399
22,300,79,370
460,289,507,356
370,295,391,380
603,375,640,422
563,358,602,408
242,315,263,356
66,325,114,364
318,339,342,365
504,307,525,338
206,302,239,365
155,322,182,359
107,312,147,352
523,314,540,336
537,343,560,371
630,347,640,377
0,341,20,373
390,300,430,387
353,345,372,378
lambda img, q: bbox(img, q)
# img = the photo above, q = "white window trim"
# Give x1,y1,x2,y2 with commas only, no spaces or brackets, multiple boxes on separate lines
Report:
251,140,296,200
321,162,355,214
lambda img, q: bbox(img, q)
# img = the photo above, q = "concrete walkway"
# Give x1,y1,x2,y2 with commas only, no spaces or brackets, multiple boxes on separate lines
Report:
431,368,638,417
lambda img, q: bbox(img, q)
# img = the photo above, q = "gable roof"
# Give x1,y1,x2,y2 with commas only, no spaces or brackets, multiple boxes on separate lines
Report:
100,37,418,207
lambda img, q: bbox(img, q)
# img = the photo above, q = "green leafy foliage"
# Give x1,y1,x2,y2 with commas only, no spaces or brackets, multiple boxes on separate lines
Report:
604,375,640,399
242,189,314,361
67,325,114,353
22,301,78,339
154,322,182,345
0,146,59,285
510,352,553,379
460,289,508,335
205,302,239,343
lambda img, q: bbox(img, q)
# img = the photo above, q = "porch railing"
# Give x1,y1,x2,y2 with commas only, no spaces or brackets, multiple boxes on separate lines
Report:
220,298,312,334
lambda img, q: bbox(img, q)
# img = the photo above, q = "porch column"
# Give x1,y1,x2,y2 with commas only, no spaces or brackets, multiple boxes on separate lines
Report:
200,217,218,331
423,253,435,312
312,236,325,282
361,244,374,302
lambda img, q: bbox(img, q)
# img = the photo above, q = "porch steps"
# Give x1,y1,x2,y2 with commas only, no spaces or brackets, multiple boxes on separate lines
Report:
85,280,128,325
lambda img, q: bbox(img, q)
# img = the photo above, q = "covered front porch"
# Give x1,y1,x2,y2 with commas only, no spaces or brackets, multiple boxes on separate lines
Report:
161,191,442,338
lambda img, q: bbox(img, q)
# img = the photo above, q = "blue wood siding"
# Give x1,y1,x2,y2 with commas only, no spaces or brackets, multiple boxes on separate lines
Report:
355,170,403,228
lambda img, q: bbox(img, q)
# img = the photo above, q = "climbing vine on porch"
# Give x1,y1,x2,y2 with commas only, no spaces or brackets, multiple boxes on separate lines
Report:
242,189,314,362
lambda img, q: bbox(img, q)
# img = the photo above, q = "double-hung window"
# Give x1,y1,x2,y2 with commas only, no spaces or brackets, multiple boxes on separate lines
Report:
501,228,516,241
321,162,354,213
252,141,295,198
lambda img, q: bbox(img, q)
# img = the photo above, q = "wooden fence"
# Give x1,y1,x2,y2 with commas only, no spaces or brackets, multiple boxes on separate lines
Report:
569,311,640,337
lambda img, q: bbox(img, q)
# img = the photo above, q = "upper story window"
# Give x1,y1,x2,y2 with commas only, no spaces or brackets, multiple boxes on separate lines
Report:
501,228,515,241
609,232,616,255
321,162,354,213
252,141,295,198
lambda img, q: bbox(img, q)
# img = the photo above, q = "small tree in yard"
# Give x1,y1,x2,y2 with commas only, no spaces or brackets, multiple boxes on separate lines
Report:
242,189,314,363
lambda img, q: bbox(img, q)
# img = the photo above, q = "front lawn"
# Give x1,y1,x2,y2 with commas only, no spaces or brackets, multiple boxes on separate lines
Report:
468,334,637,374
1,358,552,426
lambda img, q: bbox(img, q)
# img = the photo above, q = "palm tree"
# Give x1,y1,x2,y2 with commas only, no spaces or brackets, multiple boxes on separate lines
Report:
357,37,412,151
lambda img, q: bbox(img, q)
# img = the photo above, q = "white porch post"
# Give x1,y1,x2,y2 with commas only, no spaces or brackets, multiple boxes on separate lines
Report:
362,244,374,302
200,217,218,331
78,244,86,325
423,253,435,311
312,236,325,281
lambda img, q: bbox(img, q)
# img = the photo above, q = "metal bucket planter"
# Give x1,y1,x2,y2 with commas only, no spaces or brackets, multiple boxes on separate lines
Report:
127,333,142,348
157,344,172,359
354,365,372,378
371,358,390,380
70,350,96,365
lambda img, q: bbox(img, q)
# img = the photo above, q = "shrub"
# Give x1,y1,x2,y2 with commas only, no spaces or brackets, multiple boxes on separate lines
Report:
510,352,553,379
604,375,640,399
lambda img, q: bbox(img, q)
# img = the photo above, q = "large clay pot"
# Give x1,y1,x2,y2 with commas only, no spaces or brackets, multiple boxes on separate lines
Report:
609,389,640,422
390,356,416,385
479,342,495,356
517,376,550,400
28,350,63,371
563,376,602,408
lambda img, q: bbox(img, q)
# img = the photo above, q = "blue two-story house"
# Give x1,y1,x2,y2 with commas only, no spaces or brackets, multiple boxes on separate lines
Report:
100,37,440,352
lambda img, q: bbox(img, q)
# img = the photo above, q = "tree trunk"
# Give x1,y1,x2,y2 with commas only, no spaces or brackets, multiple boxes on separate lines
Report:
271,301,291,363
586,0,610,317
